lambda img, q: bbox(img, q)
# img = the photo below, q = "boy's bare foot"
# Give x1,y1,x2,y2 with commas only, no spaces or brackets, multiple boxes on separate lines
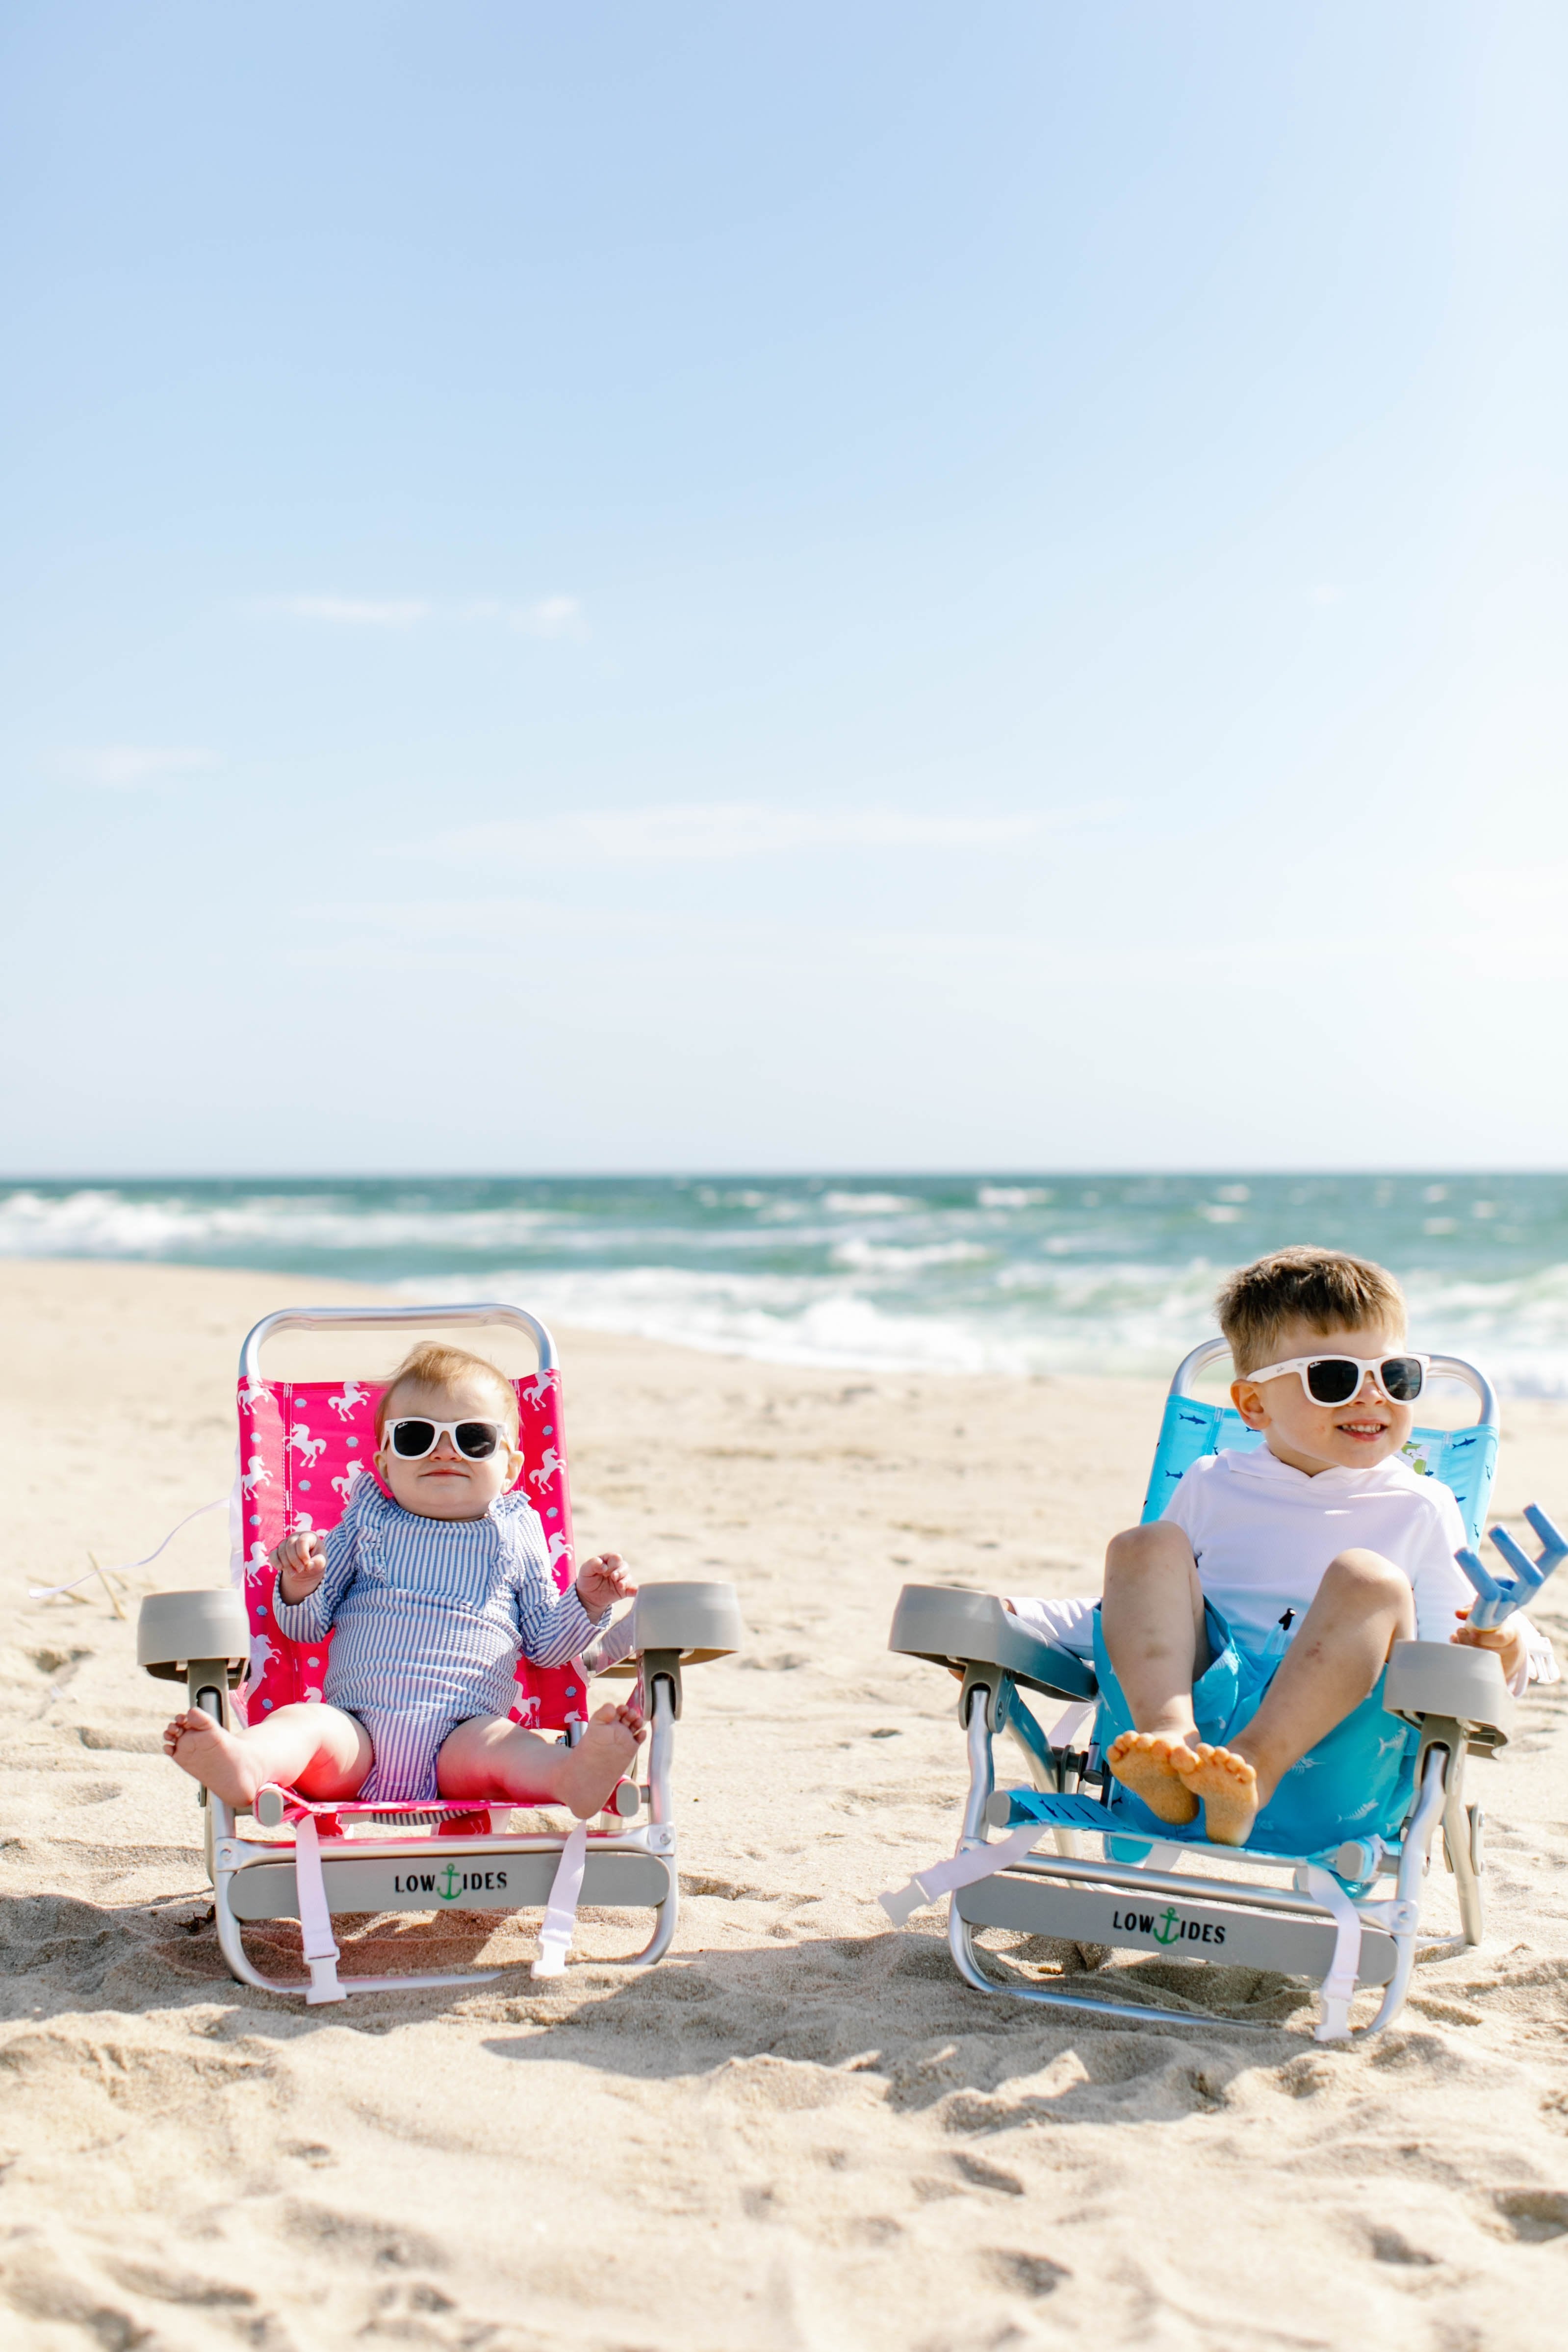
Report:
1106,1731,1200,1825
555,1703,646,1819
162,1709,265,1809
1170,1742,1260,1845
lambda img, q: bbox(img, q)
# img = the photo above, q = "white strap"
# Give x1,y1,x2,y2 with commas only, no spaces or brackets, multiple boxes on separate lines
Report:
1304,1862,1364,2042
879,1821,1043,1928
292,1814,345,2004
28,1494,229,1599
1047,1698,1096,1748
531,1822,589,1979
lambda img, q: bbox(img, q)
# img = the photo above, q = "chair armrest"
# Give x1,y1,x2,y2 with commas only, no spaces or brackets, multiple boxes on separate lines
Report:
1383,1639,1513,1749
887,1583,1097,1702
137,1589,252,1685
584,1581,745,1677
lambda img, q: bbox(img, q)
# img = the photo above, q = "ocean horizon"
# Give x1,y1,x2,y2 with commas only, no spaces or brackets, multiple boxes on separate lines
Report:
5,1171,1568,1396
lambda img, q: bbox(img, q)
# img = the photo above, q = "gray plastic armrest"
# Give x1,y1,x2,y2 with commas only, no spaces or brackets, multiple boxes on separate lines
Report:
585,1580,745,1678
1384,1639,1514,1747
887,1583,1098,1702
137,1589,252,1684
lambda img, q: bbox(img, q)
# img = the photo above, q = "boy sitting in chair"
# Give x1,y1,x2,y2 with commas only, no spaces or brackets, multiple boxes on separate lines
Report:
1012,1248,1555,1850
164,1343,644,1820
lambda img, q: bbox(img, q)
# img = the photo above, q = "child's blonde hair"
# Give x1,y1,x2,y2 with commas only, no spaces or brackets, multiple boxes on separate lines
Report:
1216,1247,1407,1375
374,1343,520,1444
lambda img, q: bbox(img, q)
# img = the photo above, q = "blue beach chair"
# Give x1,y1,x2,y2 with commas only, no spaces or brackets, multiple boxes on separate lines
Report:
881,1340,1564,2042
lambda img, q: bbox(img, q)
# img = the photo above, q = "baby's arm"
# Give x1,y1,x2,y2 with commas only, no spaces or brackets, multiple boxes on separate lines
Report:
271,1522,356,1641
274,1530,327,1606
515,1550,609,1667
576,1551,637,1616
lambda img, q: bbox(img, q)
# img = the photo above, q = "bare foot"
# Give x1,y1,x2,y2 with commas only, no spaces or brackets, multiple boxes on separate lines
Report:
163,1709,266,1809
1106,1731,1200,1825
555,1703,647,1819
1170,1742,1260,1845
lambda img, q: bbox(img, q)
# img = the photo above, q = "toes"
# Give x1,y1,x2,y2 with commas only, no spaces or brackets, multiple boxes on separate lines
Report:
1110,1732,1156,1763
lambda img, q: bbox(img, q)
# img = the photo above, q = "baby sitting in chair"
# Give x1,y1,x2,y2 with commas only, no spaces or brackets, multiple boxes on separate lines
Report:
164,1342,644,1819
1009,1247,1557,1851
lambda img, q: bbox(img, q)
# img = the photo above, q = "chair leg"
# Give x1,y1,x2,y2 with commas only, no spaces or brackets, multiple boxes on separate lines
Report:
1422,1717,1486,1948
1446,1801,1486,1946
1365,1742,1450,2034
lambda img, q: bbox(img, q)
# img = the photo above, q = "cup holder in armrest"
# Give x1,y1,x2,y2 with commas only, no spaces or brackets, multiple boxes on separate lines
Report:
887,1583,1097,1702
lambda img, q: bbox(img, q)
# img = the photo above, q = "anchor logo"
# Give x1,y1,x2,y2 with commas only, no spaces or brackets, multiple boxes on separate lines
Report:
1153,1906,1181,1946
438,1861,462,1904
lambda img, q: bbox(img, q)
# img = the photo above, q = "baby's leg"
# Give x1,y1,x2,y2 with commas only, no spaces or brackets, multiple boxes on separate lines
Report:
1101,1523,1210,1825
1182,1548,1415,1845
163,1701,373,1809
437,1704,646,1819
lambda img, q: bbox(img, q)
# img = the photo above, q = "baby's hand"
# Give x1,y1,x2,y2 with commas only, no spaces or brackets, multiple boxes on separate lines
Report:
272,1531,327,1604
1450,1608,1526,1686
576,1551,638,1616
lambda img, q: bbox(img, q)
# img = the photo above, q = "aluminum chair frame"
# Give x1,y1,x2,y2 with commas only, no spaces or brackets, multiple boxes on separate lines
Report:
141,1302,742,2000
885,1342,1532,2041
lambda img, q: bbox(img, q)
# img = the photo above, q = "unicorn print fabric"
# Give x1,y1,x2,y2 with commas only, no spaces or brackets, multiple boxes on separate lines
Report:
270,1477,608,1801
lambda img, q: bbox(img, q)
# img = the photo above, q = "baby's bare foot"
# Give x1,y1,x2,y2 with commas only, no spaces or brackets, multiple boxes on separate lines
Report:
162,1709,265,1809
1170,1742,1259,1846
1106,1731,1200,1826
557,1702,646,1819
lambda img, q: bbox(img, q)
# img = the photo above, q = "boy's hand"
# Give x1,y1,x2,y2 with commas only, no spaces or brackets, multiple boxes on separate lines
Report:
576,1551,638,1615
1451,1609,1527,1686
272,1531,327,1605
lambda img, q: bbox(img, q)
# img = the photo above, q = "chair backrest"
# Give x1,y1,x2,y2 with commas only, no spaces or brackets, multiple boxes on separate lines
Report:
1139,1340,1498,1546
233,1309,586,1732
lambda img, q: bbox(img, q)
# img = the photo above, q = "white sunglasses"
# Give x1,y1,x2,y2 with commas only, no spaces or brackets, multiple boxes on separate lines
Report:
380,1417,514,1461
1242,1353,1428,1406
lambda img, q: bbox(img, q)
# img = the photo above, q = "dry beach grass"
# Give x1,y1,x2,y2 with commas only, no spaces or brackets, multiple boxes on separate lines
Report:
3,1258,1568,2349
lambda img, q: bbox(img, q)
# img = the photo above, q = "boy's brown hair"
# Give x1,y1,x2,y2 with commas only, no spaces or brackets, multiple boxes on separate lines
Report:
374,1343,520,1444
1216,1247,1407,1374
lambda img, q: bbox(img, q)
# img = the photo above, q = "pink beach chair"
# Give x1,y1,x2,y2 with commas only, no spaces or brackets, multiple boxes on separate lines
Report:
137,1303,743,2002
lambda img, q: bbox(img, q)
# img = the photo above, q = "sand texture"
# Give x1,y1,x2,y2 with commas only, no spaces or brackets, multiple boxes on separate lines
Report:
4,1257,1568,2350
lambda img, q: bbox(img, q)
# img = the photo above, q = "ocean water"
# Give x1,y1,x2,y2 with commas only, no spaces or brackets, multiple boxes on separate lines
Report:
9,1166,1568,1383
4,1173,1568,1393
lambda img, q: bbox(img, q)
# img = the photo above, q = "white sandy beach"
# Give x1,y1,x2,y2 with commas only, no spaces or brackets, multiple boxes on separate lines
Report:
3,1256,1568,2351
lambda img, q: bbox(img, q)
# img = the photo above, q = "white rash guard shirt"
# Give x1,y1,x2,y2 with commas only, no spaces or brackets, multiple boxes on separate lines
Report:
1158,1443,1471,1649
1007,1442,1557,1697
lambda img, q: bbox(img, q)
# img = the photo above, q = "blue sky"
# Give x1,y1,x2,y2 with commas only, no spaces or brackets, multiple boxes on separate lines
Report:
2,1,1564,1174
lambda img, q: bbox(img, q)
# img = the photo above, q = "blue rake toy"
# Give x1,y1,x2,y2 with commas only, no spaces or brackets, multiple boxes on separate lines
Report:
1456,1505,1567,1628
883,1341,1560,2043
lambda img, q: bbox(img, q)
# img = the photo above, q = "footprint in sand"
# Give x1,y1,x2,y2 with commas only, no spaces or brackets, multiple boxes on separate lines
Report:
1105,1733,1198,1826
1170,1743,1259,1845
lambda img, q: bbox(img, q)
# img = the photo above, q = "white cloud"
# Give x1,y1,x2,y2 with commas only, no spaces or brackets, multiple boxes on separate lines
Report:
512,594,584,639
391,800,1116,866
463,594,586,638
272,595,434,626
58,746,218,789
268,592,586,636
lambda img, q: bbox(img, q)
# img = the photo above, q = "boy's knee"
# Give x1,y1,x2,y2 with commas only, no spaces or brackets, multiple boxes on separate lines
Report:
1105,1523,1195,1577
1325,1548,1411,1604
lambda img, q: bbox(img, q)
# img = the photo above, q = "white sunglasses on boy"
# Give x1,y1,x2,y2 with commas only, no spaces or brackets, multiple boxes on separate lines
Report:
1241,1353,1429,1407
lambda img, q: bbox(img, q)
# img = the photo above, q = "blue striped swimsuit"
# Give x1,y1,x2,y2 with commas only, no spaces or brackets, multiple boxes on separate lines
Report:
272,1478,605,1801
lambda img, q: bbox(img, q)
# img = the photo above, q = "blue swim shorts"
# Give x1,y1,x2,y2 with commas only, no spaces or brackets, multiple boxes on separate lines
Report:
1090,1601,1418,1856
